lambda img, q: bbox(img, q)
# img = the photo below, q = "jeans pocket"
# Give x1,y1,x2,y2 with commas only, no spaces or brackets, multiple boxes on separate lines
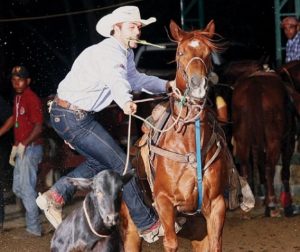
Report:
50,113,70,136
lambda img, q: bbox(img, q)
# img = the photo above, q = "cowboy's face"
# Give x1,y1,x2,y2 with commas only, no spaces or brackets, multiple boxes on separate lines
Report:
114,21,142,49
283,24,298,39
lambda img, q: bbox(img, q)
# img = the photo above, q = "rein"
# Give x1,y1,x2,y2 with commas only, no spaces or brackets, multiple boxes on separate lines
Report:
132,88,186,133
123,90,187,175
177,56,209,90
184,57,208,75
83,198,110,238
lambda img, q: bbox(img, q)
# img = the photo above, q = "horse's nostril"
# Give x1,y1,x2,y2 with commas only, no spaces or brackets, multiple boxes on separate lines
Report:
190,76,205,89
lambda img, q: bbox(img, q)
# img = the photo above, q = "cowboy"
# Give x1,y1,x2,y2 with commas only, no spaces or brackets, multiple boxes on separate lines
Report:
281,16,300,62
36,6,176,243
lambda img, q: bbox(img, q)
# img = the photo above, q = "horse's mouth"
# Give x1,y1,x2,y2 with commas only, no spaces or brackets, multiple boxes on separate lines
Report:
188,88,207,99
187,76,207,99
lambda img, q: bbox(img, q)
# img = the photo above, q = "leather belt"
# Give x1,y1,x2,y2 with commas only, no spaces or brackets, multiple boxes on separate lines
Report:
54,96,85,112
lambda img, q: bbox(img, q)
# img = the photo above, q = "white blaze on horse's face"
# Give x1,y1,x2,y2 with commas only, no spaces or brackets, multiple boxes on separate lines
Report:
189,40,200,48
185,40,208,99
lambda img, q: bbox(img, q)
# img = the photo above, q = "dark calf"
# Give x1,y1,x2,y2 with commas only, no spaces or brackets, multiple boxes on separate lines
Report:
50,169,134,252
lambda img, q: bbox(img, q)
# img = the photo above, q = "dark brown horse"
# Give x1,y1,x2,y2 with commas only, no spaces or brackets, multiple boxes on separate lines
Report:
231,69,298,217
144,20,240,252
277,60,300,92
221,59,262,85
276,60,300,120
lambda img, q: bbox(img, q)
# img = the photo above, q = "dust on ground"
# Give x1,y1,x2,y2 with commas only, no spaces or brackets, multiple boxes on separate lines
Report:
0,195,300,252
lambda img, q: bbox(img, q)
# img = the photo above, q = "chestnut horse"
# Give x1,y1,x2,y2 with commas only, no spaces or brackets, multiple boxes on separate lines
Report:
146,20,238,252
231,68,298,217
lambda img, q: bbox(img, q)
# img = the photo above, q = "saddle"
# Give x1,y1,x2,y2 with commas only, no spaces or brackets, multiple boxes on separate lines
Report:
131,101,170,208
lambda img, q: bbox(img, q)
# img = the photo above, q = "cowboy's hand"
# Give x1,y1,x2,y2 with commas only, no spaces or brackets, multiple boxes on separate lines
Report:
123,101,137,115
17,143,26,160
166,80,176,92
9,145,18,166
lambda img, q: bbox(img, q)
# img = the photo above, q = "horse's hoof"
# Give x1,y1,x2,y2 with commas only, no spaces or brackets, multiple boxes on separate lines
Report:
265,207,281,218
239,210,251,220
284,205,294,217
270,209,281,218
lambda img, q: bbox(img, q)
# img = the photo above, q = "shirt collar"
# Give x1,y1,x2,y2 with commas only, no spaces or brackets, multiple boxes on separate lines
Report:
290,32,300,42
110,36,132,55
18,87,31,97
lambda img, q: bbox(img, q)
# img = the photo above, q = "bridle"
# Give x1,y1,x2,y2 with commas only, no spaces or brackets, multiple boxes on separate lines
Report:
176,45,211,102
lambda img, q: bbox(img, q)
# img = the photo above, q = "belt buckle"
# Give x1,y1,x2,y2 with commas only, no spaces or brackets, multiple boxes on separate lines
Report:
74,109,86,120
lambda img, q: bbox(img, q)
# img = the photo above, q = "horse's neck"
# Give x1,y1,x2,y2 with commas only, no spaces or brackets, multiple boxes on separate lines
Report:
164,102,226,161
171,97,216,120
250,71,277,78
170,98,201,120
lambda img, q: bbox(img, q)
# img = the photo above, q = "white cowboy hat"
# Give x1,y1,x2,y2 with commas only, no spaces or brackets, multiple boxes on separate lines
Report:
96,6,156,37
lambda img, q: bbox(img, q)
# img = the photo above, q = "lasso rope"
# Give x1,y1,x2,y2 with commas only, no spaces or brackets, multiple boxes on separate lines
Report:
122,86,187,175
83,198,110,238
123,114,132,175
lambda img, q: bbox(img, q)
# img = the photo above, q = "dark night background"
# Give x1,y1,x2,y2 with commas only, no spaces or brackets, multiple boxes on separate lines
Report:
0,0,276,99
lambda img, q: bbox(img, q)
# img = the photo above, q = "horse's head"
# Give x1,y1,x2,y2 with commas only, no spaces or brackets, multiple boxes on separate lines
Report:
170,20,219,100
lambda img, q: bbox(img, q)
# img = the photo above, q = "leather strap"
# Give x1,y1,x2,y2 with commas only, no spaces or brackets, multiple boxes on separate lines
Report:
54,96,85,112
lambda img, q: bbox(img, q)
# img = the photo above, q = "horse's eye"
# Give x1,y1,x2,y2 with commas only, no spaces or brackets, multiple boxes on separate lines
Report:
177,51,184,57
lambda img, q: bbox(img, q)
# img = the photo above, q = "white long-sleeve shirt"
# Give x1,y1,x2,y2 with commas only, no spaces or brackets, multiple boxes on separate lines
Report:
57,37,167,112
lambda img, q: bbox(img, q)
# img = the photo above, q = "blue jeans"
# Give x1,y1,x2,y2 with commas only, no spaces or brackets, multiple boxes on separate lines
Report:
49,102,157,231
13,144,43,234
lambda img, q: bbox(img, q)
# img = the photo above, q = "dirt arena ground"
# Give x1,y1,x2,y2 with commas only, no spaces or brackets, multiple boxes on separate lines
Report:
0,196,299,252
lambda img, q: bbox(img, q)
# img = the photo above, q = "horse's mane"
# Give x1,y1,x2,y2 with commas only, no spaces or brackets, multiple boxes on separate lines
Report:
278,60,300,72
185,30,227,55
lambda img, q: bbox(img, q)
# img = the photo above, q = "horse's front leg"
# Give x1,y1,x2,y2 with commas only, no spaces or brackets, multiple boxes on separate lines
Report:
155,193,178,252
120,201,142,252
203,195,226,252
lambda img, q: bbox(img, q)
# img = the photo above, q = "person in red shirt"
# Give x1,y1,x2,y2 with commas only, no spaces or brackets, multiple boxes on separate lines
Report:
8,66,44,236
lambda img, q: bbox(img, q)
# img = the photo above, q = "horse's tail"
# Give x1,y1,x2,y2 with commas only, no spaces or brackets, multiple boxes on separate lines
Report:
247,78,265,177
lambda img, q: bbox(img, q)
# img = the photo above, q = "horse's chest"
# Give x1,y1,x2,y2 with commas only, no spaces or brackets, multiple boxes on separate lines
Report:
175,168,198,202
158,163,198,209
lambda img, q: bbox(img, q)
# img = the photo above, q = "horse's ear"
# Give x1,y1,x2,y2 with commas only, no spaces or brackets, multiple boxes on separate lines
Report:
204,19,215,38
169,19,185,42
